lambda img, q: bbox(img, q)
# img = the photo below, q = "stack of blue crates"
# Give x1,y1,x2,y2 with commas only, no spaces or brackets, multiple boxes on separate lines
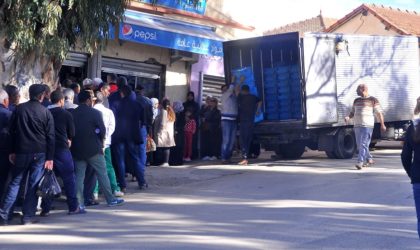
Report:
231,67,258,96
289,65,302,119
263,67,281,120
263,64,302,121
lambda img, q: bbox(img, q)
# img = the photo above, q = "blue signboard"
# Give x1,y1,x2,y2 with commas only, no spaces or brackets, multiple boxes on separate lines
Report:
139,0,206,15
119,23,223,57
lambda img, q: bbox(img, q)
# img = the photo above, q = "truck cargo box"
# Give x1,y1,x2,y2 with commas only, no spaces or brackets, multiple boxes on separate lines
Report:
304,33,420,127
223,33,420,129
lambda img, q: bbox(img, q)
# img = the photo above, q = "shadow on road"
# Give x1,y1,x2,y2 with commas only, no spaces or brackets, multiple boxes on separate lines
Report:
0,146,418,250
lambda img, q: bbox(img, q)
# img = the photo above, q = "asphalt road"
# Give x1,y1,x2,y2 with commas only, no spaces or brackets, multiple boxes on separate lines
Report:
0,142,418,250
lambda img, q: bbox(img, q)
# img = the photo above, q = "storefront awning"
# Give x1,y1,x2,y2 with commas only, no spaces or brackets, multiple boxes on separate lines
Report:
119,10,224,57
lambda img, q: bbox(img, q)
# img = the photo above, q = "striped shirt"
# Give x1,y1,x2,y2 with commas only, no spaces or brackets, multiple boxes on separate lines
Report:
350,96,382,128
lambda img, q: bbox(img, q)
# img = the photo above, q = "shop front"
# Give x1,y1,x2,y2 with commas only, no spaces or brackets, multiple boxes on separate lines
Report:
107,10,224,102
60,9,224,102
60,52,89,85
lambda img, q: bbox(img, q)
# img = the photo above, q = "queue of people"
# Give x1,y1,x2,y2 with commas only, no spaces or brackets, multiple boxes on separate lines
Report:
0,75,148,225
0,72,264,226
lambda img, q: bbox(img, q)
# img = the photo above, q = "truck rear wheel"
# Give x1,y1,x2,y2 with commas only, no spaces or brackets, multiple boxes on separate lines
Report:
334,128,356,159
325,150,338,159
275,141,306,159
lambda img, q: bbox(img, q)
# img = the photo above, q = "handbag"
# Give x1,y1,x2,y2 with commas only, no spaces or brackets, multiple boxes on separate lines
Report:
36,170,62,198
146,135,157,153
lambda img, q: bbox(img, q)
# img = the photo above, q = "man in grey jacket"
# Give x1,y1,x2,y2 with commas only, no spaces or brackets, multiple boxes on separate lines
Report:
220,84,238,164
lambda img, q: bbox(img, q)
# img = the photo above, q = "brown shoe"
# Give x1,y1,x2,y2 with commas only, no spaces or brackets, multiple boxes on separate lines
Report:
238,159,248,165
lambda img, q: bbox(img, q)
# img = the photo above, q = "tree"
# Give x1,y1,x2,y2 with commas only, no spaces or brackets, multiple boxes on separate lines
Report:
0,0,128,95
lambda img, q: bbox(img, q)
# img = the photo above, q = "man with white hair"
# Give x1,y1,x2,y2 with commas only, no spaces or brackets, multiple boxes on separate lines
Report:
345,84,386,170
93,92,123,197
92,78,103,91
82,78,93,90
0,89,12,201
63,88,78,110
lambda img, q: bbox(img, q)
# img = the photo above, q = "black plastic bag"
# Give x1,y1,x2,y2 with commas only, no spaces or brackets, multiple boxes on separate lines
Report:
36,170,62,198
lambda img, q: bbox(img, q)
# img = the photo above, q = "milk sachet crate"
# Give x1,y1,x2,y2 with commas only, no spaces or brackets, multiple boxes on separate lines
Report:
232,67,259,96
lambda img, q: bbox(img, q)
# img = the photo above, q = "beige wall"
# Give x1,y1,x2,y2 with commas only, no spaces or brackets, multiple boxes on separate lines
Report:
102,40,189,102
331,12,399,35
102,40,169,63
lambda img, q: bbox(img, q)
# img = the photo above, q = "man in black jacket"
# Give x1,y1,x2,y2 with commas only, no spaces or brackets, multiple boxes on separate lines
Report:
0,89,12,201
71,91,124,207
135,85,152,185
113,85,146,191
0,84,55,225
40,90,84,216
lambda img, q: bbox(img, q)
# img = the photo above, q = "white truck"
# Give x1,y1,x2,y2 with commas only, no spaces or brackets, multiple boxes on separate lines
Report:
222,32,420,159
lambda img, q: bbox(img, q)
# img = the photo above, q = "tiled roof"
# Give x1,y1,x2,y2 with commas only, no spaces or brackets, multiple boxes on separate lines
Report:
264,15,337,36
326,4,420,36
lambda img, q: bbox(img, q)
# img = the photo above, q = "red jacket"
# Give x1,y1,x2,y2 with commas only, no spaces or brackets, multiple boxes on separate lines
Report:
184,119,196,134
109,83,118,93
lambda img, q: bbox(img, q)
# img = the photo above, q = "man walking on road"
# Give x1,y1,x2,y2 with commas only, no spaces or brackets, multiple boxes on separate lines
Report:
345,84,386,170
71,91,124,207
0,84,55,225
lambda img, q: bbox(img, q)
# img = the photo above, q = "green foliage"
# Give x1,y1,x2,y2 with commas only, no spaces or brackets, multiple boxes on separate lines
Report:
0,0,128,61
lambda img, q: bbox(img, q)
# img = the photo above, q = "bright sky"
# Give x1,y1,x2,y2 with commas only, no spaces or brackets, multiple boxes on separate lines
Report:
223,0,420,32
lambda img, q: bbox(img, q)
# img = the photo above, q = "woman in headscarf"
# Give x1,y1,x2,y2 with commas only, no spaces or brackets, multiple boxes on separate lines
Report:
151,98,160,122
169,101,185,165
183,91,200,159
154,99,176,167
147,97,160,166
200,97,222,160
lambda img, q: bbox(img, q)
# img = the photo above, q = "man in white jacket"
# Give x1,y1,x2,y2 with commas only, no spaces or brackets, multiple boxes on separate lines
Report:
94,92,124,197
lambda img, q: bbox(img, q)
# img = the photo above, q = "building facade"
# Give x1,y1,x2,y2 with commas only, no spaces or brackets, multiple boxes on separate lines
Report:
60,0,255,103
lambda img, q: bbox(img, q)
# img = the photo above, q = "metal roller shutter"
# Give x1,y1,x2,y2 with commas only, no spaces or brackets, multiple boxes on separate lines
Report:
63,52,88,67
101,57,162,79
202,74,225,102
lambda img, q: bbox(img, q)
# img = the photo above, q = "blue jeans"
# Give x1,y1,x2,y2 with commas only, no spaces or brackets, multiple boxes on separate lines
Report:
74,154,114,205
0,153,11,201
354,127,373,164
413,184,420,239
114,142,145,189
41,149,78,212
0,153,45,223
139,126,147,182
221,120,237,161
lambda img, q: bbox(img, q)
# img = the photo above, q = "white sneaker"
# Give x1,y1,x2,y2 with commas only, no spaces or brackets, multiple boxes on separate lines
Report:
210,156,218,161
184,158,191,162
114,191,124,197
160,163,170,167
93,193,99,201
202,156,211,161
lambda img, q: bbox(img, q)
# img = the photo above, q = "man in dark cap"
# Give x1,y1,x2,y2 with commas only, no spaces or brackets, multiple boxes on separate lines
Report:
0,84,55,225
71,90,124,208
